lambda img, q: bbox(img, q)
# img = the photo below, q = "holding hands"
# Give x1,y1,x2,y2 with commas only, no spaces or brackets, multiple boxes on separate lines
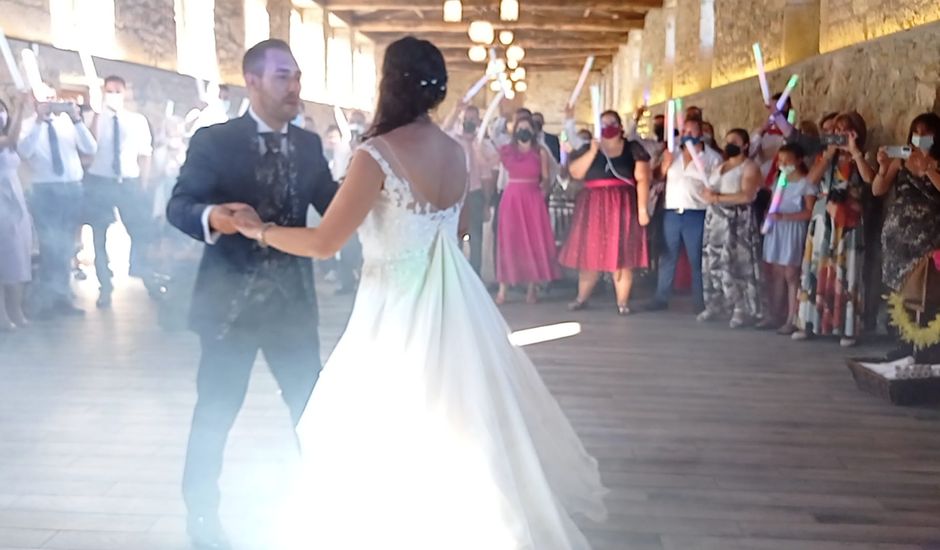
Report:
209,202,265,239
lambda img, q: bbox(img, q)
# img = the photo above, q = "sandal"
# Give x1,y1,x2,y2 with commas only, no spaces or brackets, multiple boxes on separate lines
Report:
617,304,631,316
567,300,589,311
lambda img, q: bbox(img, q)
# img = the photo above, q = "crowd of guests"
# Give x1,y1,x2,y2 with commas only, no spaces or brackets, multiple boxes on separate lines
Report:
0,75,368,331
445,94,940,350
3,70,940,354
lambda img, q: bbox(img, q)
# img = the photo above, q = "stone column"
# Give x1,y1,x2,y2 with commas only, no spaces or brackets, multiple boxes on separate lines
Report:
267,0,292,42
216,0,246,84
783,0,820,65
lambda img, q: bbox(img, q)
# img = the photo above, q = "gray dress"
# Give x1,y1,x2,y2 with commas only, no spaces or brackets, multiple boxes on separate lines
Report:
762,177,817,267
0,148,32,284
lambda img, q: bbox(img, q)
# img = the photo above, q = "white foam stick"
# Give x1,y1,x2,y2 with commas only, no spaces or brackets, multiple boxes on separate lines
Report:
463,72,491,103
0,28,24,91
477,90,504,145
567,56,595,109
684,141,708,180
165,100,174,118
238,98,249,116
333,104,351,144
752,43,771,106
590,84,602,139
194,76,206,103
19,48,45,100
666,99,676,152
78,49,101,112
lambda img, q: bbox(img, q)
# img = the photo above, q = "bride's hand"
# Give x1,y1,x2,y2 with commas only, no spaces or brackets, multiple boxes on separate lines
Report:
232,207,265,240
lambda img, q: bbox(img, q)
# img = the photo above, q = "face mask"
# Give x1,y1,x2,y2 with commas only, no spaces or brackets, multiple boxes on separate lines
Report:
601,125,621,140
515,129,533,143
349,123,365,135
780,164,796,176
680,135,701,146
291,113,305,128
104,92,124,112
912,134,935,152
724,143,742,158
220,100,231,112
463,120,478,134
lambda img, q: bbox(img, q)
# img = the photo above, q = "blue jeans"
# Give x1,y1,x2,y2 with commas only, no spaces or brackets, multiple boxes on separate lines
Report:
654,209,706,308
29,181,83,307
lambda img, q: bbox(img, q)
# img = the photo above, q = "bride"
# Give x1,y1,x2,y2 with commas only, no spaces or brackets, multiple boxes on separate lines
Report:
232,36,606,549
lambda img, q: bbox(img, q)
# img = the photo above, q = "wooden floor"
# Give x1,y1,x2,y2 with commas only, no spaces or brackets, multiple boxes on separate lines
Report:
2,274,940,550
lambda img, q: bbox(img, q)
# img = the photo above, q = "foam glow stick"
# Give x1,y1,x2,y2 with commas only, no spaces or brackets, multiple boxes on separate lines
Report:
752,43,771,106
0,28,25,91
477,90,504,144
463,72,491,103
666,99,676,152
19,48,45,100
684,141,708,181
775,74,799,112
567,55,595,108
79,49,101,112
590,84,602,139
165,100,175,118
787,109,797,125
488,49,511,97
761,171,790,235
674,97,685,130
194,77,206,103
238,98,249,116
333,104,351,144
642,63,652,106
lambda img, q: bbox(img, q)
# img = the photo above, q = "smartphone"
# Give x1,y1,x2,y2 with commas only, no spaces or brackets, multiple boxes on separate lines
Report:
885,145,913,159
821,134,848,146
49,102,74,114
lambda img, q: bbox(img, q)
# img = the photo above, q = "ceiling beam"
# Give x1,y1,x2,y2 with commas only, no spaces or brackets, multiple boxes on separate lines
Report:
446,55,613,67
322,0,661,10
439,47,619,58
354,18,643,33
364,33,629,49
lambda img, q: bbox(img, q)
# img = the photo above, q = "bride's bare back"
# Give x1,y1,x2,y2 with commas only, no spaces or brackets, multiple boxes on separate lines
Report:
367,121,469,212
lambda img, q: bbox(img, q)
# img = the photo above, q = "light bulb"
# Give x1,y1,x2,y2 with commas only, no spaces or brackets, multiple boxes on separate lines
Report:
500,0,519,22
506,45,525,62
514,81,528,93
499,31,514,45
468,21,494,44
443,0,462,23
468,46,487,62
489,80,501,92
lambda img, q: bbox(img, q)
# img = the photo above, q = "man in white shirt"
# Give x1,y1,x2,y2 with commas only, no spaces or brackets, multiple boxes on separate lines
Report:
19,98,97,317
84,75,154,308
646,117,723,313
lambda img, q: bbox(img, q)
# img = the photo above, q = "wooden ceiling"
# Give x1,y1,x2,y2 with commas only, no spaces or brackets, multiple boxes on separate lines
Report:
319,0,663,71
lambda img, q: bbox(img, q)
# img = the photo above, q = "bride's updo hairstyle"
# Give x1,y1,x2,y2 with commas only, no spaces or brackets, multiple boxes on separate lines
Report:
365,36,447,139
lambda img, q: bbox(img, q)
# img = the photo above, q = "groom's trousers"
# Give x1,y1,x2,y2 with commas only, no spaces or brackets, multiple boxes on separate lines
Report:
182,301,321,518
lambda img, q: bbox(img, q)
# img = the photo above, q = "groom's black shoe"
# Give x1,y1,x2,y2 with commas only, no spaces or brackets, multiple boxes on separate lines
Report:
187,514,231,550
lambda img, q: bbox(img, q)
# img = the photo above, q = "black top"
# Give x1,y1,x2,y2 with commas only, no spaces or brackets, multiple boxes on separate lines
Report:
582,140,651,182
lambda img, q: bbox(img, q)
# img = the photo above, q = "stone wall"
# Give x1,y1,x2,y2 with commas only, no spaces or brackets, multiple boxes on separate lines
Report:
820,0,940,53
712,0,787,87
215,0,246,85
647,20,940,147
114,0,177,71
0,0,49,44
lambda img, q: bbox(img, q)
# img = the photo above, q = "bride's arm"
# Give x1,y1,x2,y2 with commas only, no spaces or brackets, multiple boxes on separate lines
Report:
234,149,384,258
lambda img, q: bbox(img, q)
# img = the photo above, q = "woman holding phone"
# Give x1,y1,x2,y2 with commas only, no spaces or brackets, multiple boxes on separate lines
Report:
874,112,940,300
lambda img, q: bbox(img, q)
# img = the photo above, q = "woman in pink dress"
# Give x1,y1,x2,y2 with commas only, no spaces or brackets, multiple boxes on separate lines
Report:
495,115,560,304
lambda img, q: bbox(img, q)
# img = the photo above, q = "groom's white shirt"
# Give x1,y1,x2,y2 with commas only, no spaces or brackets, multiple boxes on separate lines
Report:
200,107,289,244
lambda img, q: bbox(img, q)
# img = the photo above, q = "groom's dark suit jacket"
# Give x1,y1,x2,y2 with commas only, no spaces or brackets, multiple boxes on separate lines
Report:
166,114,337,337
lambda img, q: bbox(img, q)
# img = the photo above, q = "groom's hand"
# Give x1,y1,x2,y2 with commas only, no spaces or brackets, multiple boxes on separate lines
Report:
208,202,252,235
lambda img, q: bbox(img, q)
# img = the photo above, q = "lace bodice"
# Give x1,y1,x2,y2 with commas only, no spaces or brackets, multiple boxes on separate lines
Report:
357,141,464,269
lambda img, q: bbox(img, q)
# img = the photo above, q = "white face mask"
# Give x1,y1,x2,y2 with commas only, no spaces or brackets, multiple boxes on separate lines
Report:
780,164,796,176
220,100,232,112
291,113,305,128
104,92,124,112
912,134,935,153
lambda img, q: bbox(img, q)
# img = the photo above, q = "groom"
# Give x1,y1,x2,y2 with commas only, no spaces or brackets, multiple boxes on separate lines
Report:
166,39,336,549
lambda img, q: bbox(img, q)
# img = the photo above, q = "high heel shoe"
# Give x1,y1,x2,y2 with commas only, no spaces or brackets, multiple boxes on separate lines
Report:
617,304,631,316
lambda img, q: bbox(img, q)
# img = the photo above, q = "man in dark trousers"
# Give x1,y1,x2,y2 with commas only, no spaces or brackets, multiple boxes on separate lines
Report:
166,39,336,550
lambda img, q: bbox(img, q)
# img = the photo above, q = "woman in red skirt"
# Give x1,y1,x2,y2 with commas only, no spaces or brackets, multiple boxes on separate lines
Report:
559,110,652,315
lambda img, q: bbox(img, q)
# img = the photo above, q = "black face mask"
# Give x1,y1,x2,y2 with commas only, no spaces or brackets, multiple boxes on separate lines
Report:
725,143,742,158
515,129,533,143
463,120,478,134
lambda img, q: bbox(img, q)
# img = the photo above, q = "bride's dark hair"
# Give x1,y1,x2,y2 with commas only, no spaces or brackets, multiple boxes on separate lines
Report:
364,36,447,139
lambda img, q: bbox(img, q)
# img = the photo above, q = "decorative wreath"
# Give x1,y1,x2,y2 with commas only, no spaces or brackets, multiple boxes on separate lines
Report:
887,292,940,348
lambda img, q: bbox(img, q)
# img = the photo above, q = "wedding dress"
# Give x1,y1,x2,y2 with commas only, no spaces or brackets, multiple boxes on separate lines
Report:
282,138,607,549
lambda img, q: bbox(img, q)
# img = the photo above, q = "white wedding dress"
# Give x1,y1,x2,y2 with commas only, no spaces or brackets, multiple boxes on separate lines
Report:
282,139,607,549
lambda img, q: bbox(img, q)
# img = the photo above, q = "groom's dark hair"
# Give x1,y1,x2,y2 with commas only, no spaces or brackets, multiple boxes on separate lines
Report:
243,39,293,76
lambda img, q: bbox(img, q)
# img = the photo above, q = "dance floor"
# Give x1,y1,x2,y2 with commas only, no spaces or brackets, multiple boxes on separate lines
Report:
2,274,940,550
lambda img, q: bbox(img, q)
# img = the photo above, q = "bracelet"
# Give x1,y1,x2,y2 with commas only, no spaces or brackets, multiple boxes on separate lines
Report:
258,222,275,248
